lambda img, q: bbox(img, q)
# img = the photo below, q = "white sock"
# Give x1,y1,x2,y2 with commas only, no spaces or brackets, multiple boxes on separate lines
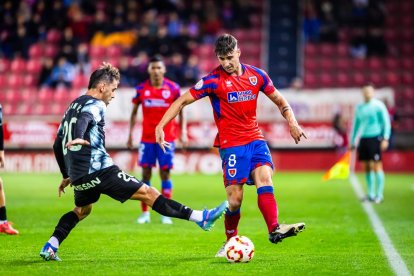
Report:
48,236,60,249
0,220,7,224
189,210,203,222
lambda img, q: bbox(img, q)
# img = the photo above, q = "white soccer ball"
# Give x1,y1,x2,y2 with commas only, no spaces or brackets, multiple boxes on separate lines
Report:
224,235,255,263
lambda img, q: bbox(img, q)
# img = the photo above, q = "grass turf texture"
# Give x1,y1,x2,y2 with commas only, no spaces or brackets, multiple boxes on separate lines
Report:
0,172,413,275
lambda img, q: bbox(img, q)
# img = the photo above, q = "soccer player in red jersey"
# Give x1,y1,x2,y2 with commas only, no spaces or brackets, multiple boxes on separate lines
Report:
0,104,19,235
154,34,307,256
127,55,187,224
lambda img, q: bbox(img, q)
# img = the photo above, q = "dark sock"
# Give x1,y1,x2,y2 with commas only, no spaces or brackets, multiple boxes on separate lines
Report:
52,211,80,244
0,206,6,221
152,195,192,220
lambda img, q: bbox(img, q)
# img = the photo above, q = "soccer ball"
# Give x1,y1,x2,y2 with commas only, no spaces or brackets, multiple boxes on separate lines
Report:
224,235,255,263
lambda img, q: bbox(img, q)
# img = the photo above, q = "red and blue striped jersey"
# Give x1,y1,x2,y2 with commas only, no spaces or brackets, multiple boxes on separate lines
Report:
189,64,276,148
132,78,181,142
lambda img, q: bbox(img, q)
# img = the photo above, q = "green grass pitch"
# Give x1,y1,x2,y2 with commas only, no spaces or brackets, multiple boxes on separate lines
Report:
0,172,413,275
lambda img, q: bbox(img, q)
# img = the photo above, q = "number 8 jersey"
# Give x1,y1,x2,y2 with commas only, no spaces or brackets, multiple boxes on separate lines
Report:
55,95,114,182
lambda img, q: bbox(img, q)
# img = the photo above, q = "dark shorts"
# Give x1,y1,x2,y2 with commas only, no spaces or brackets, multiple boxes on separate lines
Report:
138,142,174,170
72,165,143,207
219,140,274,187
357,136,382,161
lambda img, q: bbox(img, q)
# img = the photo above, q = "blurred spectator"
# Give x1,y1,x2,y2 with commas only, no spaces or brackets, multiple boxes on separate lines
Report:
130,51,150,84
183,54,200,86
38,57,54,87
318,1,338,43
303,0,320,42
59,27,78,63
167,12,182,38
118,56,134,87
166,53,185,84
74,43,90,76
350,28,367,59
46,56,75,88
290,77,304,91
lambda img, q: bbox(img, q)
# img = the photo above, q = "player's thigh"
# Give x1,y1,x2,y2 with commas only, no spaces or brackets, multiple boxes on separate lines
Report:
251,165,274,188
156,142,175,170
219,144,251,186
138,142,157,168
98,166,144,203
250,140,274,185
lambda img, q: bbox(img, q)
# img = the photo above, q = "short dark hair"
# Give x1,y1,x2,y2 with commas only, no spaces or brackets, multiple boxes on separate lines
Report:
149,54,163,63
214,34,238,56
88,62,120,89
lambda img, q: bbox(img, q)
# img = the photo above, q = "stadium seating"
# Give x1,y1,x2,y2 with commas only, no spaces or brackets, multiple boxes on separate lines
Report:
301,0,414,132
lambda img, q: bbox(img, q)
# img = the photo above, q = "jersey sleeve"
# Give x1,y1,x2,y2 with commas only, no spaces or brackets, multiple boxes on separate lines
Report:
350,106,361,146
258,69,276,95
378,101,391,140
132,84,144,104
173,82,181,100
189,73,219,100
81,99,105,124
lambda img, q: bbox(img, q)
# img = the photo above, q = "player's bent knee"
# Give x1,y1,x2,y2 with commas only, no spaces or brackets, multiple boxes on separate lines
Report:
73,205,92,220
131,184,160,205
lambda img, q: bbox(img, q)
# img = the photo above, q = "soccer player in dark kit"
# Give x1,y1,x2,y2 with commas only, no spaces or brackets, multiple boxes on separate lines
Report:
39,63,227,261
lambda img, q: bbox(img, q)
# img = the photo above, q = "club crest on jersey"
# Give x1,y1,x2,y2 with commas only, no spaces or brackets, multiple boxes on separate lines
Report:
228,168,237,177
162,90,170,99
249,76,257,86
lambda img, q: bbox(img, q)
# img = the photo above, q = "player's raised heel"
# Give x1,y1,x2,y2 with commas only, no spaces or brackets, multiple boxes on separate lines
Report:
136,212,150,224
196,200,228,231
269,222,305,244
39,242,61,261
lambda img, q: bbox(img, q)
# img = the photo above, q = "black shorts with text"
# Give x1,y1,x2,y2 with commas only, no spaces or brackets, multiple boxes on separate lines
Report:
357,136,382,162
72,165,143,207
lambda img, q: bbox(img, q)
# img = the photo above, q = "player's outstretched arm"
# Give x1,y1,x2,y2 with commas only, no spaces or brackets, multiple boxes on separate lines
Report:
156,91,196,152
266,90,307,144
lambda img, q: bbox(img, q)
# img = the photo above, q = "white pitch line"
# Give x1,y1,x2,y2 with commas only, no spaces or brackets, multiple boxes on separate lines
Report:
349,174,411,276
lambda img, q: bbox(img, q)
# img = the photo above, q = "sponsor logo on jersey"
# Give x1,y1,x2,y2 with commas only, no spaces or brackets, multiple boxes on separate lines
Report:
249,76,257,85
228,168,237,177
227,90,257,103
144,99,169,107
144,90,150,96
73,177,101,191
162,90,170,99
226,80,232,87
195,79,203,90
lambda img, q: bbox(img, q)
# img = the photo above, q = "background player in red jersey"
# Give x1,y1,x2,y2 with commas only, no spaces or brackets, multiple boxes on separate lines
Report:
154,34,307,256
127,55,187,225
0,104,19,235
